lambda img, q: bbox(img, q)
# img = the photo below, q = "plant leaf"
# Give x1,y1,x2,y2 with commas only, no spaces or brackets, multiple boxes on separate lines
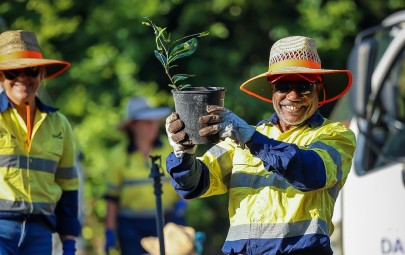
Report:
154,50,167,67
155,27,169,51
172,74,189,83
179,84,191,90
168,38,198,64
198,31,209,37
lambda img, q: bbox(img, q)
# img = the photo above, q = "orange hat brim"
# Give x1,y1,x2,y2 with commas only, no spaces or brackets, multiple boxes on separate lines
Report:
240,69,352,104
0,58,70,79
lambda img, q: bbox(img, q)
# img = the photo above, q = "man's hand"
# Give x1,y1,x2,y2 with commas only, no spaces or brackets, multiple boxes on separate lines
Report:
199,105,255,147
166,112,197,158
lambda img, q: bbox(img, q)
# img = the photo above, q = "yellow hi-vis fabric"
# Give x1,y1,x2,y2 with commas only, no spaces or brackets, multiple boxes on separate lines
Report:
0,107,78,215
105,140,181,217
198,118,356,241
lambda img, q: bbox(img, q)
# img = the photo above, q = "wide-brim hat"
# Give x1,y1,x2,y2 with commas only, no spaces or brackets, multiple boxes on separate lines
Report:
240,36,352,104
118,96,171,130
141,223,196,255
0,30,70,79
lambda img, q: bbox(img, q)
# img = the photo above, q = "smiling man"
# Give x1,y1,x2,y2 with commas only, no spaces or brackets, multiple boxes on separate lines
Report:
165,36,357,255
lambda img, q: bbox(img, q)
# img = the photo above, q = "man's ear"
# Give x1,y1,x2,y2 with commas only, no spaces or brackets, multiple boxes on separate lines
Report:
316,82,324,98
316,82,326,104
40,68,46,80
316,82,323,93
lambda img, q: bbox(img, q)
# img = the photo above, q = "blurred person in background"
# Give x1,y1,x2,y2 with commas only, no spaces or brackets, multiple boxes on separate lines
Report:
103,97,187,255
0,30,80,255
165,36,356,255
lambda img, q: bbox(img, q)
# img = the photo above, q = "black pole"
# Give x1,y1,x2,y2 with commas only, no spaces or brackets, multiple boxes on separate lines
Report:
149,155,165,255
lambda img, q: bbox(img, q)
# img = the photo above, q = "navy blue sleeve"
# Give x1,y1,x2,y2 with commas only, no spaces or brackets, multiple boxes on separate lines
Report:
54,190,81,236
166,152,210,199
248,131,326,191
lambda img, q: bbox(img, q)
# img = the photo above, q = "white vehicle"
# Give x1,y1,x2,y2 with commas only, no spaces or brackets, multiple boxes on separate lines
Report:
330,10,405,255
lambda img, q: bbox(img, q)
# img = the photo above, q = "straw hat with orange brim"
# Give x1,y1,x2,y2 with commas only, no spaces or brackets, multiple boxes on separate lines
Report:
141,222,196,255
240,36,352,104
0,30,70,79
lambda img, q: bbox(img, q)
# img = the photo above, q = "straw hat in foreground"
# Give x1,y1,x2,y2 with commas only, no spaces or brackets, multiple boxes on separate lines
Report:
240,36,352,104
141,223,196,255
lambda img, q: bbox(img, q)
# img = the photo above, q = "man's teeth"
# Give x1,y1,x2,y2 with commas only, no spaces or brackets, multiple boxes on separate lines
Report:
285,105,301,110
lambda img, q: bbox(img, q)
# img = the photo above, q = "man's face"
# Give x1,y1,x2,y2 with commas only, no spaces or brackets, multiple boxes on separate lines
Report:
271,80,322,131
129,119,160,143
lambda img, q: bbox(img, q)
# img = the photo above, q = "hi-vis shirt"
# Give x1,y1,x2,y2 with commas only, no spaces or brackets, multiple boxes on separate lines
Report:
167,112,356,255
0,92,80,236
104,140,182,218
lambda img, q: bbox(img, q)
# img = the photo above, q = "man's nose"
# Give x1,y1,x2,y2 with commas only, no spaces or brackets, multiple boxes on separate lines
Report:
285,88,303,100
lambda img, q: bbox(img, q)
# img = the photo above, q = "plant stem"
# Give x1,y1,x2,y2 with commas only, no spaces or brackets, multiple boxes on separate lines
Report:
165,69,177,90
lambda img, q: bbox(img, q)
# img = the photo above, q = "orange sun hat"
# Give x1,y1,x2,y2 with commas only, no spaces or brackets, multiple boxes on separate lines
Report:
240,36,352,104
0,30,70,79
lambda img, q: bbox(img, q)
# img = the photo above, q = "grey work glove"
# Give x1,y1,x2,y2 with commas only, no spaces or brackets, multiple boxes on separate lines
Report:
165,112,197,158
199,105,255,148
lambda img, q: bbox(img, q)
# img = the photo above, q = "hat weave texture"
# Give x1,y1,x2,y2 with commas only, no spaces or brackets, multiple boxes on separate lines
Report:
0,30,41,54
0,30,70,79
269,36,320,68
240,36,352,104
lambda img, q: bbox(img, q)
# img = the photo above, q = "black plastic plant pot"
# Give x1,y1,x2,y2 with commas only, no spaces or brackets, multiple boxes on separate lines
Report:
172,87,226,144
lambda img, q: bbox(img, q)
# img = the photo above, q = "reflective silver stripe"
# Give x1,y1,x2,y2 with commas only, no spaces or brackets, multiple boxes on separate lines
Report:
226,218,329,241
327,184,340,201
55,166,78,179
118,208,173,218
230,172,290,190
123,176,171,186
208,144,229,158
33,202,55,215
207,144,233,185
209,145,233,171
0,198,27,211
0,198,55,215
0,155,58,174
309,141,342,181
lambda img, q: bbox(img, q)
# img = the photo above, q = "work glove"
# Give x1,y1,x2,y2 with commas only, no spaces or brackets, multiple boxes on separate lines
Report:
166,112,197,158
62,239,76,255
104,229,116,253
199,105,255,148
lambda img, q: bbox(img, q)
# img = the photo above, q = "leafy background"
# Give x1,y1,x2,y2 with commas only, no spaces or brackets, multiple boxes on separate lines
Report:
1,0,404,254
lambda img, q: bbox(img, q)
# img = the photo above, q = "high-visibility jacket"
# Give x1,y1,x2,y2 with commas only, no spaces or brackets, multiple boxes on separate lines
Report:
0,92,80,236
166,111,356,255
104,140,182,218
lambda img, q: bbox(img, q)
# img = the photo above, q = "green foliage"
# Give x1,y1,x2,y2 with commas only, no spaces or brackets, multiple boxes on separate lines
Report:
142,17,209,90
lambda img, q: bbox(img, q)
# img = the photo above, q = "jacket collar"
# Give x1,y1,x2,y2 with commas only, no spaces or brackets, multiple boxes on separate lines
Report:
0,91,58,113
257,110,324,128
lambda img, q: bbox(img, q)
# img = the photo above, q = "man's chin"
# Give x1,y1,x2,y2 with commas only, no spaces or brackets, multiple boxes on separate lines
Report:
280,115,306,126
